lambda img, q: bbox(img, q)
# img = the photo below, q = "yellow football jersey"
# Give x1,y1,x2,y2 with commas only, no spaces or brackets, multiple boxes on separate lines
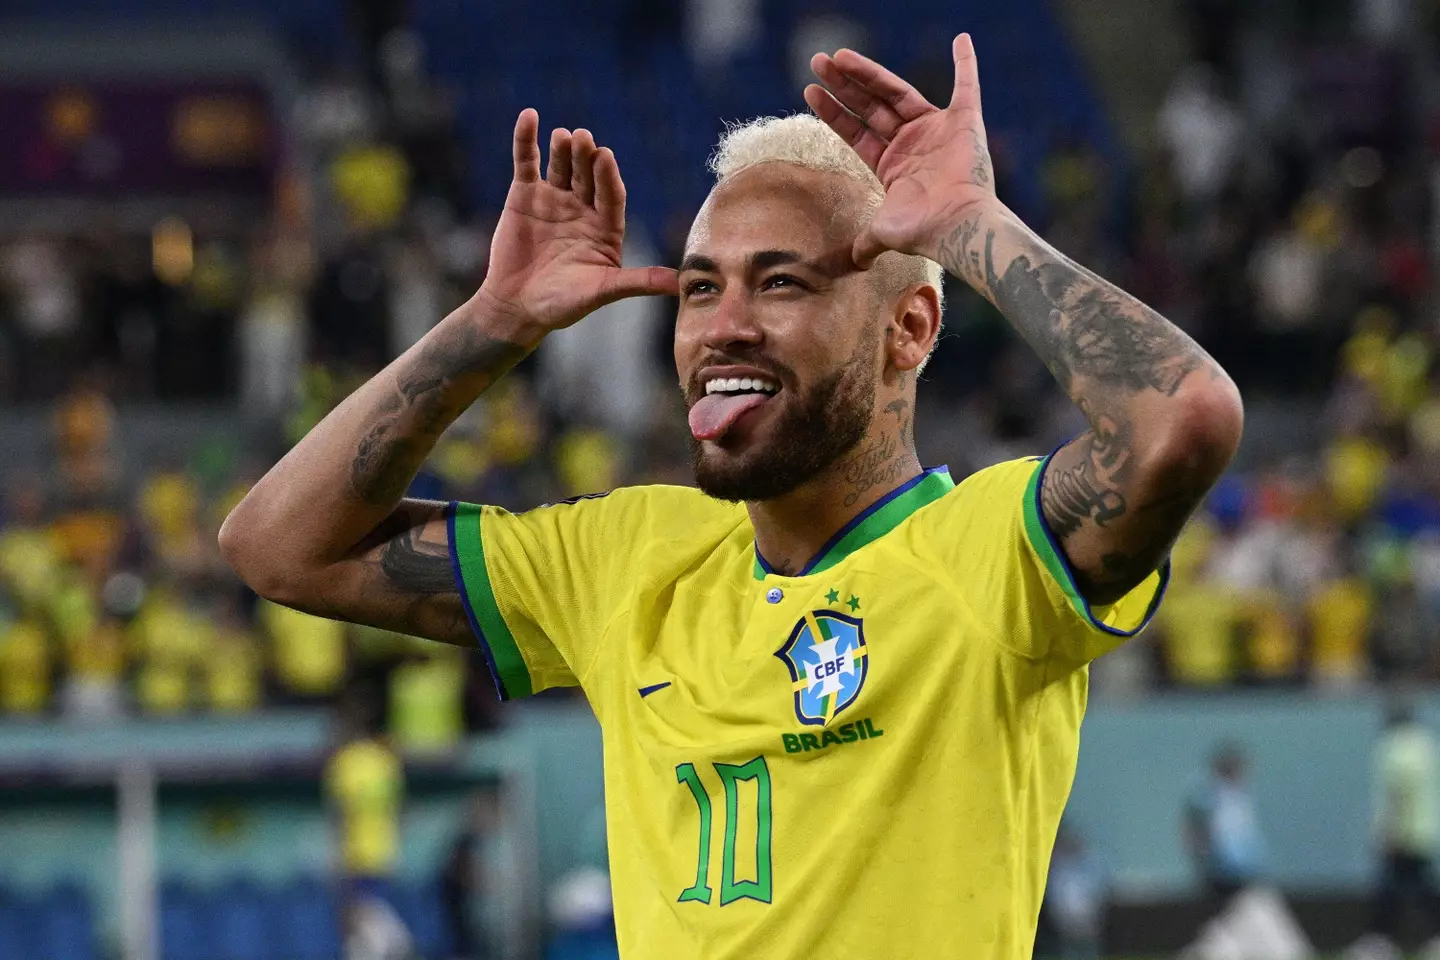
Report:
449,457,1166,960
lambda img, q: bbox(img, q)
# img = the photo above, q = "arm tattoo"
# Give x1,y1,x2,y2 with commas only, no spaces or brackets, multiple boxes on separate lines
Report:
936,212,1223,601
350,325,530,505
968,127,992,190
379,525,456,594
936,217,985,294
1041,445,1127,540
349,507,471,643
978,229,1204,397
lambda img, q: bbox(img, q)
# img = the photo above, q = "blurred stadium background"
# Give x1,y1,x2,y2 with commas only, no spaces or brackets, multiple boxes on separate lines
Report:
3,0,1440,957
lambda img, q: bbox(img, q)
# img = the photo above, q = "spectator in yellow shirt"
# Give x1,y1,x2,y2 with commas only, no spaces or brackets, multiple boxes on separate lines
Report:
325,703,405,919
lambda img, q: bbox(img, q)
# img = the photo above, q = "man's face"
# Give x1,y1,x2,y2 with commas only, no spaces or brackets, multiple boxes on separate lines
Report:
674,165,886,502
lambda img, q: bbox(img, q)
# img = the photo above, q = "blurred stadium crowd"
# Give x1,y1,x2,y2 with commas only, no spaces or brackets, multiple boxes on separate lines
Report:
6,1,1440,959
3,0,1440,720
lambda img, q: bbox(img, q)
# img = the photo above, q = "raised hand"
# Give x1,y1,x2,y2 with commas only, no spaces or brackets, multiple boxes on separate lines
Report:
478,109,678,336
804,34,996,270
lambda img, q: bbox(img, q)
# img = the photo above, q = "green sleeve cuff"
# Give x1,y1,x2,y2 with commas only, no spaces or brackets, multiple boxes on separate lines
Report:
447,502,534,699
1021,454,1169,638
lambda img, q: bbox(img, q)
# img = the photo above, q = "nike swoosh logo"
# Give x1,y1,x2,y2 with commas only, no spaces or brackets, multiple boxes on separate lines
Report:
638,682,672,698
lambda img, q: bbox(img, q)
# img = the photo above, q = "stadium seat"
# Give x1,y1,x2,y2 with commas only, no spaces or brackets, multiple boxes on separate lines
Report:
0,891,38,960
273,876,341,960
213,877,278,960
391,881,452,960
35,882,98,960
160,880,213,960
544,928,621,960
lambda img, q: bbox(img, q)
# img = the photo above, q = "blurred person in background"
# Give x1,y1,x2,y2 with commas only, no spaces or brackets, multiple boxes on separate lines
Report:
1185,742,1268,911
1370,574,1440,682
1037,824,1108,960
1182,742,1313,960
324,695,408,953
439,787,503,960
1346,701,1440,960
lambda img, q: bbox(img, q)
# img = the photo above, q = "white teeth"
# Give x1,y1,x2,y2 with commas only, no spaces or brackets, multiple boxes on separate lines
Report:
703,377,780,395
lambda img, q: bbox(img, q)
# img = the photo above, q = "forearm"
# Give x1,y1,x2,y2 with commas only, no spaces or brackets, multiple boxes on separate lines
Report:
937,201,1222,429
935,201,1242,599
221,292,538,586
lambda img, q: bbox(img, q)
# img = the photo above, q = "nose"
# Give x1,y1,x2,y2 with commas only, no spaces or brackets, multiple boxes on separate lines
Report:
701,287,763,351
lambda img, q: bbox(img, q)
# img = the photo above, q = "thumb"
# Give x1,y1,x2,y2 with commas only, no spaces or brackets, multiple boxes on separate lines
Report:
852,228,888,270
602,266,680,303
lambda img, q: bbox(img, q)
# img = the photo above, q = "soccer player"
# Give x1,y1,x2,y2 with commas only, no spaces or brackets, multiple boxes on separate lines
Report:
221,35,1243,959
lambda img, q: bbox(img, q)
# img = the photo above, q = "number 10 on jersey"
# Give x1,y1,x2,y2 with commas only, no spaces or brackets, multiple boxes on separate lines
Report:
674,756,773,905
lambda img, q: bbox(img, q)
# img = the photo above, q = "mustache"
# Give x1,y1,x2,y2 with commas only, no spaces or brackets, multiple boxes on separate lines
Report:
684,353,794,401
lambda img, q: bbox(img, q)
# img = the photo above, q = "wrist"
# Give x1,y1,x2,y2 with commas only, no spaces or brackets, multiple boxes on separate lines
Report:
923,196,1011,261
464,287,550,350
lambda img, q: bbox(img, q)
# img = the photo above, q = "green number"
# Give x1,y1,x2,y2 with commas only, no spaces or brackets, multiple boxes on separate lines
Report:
675,757,773,906
716,757,773,904
675,763,713,903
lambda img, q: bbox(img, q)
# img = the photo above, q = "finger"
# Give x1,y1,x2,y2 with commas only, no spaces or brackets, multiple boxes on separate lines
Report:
951,33,983,113
804,85,887,171
602,266,680,303
571,129,597,206
852,227,888,271
546,127,573,188
593,147,627,229
512,108,541,183
811,53,906,140
829,48,936,121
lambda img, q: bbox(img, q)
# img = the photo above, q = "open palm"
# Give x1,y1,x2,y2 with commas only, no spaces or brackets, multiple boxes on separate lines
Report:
804,34,996,267
480,110,677,332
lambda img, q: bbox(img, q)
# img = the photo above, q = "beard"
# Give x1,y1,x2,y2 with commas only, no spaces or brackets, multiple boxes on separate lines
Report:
688,348,877,503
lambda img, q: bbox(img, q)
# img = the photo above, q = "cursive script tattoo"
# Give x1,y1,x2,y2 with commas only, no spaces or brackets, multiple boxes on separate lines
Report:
968,127,991,190
935,217,986,295
1041,434,1128,540
350,325,530,505
840,433,907,508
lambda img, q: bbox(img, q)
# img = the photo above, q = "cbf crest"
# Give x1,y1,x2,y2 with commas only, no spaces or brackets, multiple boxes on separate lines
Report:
775,610,868,726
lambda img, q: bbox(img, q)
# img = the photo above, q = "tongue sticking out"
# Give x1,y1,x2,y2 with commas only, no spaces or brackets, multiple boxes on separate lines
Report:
688,393,771,441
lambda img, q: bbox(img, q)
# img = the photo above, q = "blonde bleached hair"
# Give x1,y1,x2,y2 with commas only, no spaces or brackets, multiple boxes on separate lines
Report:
708,114,946,321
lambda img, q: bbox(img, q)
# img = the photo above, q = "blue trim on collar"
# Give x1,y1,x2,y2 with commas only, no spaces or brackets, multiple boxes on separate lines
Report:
752,465,950,577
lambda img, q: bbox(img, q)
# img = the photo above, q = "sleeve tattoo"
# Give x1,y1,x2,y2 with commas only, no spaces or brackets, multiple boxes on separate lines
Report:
937,215,1222,601
350,324,529,506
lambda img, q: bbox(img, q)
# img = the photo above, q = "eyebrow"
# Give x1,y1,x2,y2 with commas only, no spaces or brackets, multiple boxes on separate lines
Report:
677,249,820,274
679,253,718,273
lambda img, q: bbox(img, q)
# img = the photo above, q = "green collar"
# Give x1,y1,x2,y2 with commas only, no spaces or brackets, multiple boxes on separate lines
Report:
752,467,955,580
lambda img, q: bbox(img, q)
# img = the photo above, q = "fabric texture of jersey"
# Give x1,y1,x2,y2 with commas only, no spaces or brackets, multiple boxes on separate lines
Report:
449,456,1167,960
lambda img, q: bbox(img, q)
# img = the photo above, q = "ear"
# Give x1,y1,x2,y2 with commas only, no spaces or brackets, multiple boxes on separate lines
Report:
884,282,942,377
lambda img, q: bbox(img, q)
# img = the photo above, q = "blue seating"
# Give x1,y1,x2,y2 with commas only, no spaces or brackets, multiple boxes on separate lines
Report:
212,877,277,960
160,880,213,960
273,876,341,960
545,927,621,960
417,0,1121,239
0,0,1124,234
0,891,38,960
391,881,451,959
35,882,97,960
